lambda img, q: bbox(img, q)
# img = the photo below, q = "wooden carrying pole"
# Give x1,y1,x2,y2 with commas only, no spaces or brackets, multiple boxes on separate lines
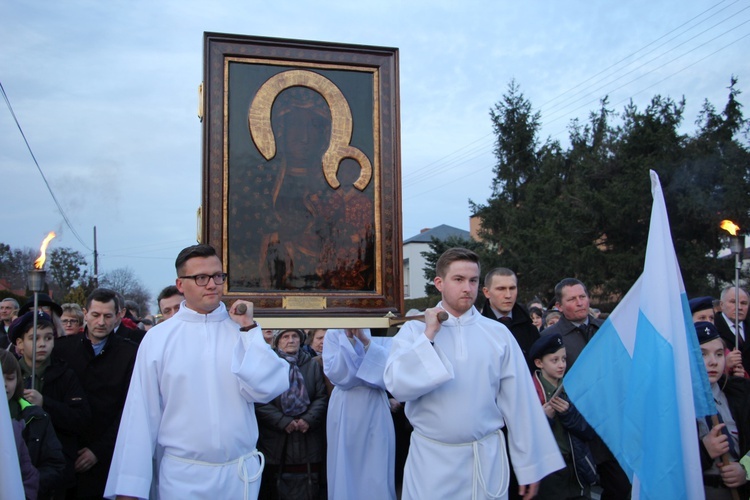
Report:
710,414,741,500
388,311,449,327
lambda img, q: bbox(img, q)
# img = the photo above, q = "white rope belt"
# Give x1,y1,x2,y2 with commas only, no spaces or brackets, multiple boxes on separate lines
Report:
164,449,265,500
413,429,509,500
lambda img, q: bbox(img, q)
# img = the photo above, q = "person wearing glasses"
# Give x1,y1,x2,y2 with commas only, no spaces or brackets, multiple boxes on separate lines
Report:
104,244,289,500
60,303,85,336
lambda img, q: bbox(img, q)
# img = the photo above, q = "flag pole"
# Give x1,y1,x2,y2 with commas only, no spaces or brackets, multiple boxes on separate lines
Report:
710,414,740,500
734,252,740,350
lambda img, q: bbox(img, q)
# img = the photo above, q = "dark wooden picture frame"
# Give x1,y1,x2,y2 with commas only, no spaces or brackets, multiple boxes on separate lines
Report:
202,33,403,318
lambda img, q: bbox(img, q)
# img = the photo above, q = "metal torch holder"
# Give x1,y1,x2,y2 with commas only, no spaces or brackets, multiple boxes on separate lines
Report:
27,269,46,387
729,235,744,349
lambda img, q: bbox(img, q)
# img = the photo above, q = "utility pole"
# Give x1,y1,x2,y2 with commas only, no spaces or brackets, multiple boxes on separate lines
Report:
93,226,99,287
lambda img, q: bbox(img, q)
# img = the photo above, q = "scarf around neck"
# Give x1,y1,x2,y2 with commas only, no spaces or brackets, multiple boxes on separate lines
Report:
276,350,310,416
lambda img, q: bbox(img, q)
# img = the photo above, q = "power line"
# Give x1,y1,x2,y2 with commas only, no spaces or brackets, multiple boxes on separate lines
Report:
539,0,739,112
0,80,93,251
402,4,749,201
542,11,750,125
101,238,189,253
543,23,750,130
402,133,493,182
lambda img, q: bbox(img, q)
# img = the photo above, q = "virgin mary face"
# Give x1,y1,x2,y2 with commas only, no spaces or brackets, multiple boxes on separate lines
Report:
273,87,331,164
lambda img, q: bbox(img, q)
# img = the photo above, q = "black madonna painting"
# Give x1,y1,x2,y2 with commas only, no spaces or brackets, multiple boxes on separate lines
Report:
202,33,402,316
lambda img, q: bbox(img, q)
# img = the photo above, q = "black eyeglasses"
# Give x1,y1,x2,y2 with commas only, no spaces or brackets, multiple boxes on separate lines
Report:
178,273,228,286
61,319,79,325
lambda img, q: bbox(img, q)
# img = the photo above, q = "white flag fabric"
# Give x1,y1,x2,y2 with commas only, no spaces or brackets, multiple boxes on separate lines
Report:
564,170,715,500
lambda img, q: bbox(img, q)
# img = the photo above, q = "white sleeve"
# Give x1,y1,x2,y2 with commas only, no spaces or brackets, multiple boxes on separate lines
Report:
323,329,366,389
497,336,565,484
384,321,454,402
232,327,290,403
355,337,389,390
104,341,161,499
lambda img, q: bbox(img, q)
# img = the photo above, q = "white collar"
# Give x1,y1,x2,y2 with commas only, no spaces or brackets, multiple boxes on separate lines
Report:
175,301,228,323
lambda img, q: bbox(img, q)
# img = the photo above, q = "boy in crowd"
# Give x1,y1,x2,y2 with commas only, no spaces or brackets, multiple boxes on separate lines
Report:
529,334,596,499
11,310,91,497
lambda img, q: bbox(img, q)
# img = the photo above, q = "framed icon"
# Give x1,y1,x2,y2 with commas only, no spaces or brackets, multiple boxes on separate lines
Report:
202,33,403,318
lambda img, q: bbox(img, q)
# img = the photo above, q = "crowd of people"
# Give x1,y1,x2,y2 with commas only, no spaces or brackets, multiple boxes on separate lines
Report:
2,244,750,499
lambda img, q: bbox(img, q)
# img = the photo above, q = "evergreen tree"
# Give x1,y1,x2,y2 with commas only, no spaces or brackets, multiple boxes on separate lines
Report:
464,78,750,307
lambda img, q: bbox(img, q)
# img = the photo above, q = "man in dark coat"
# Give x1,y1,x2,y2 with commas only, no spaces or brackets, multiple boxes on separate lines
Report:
541,278,629,500
480,267,541,500
53,288,138,499
480,267,539,371
715,286,750,374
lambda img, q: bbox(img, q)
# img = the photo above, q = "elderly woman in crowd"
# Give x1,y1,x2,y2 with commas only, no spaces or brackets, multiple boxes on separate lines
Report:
60,303,84,336
256,328,328,500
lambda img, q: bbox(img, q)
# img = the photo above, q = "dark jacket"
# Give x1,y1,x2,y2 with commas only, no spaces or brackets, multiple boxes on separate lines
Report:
20,356,91,490
255,349,328,466
481,301,540,371
1,325,11,350
13,418,40,500
52,330,138,497
714,313,750,374
114,322,146,344
13,398,67,497
699,376,750,497
533,372,597,486
540,315,603,369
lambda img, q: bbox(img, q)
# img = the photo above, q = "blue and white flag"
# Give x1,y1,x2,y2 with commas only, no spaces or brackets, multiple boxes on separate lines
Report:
564,170,716,500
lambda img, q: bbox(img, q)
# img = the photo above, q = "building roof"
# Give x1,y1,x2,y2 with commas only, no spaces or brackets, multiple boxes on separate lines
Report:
404,224,472,244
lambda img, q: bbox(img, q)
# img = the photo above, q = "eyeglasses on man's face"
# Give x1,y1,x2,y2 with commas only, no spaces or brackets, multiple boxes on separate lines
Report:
61,319,79,325
178,273,228,287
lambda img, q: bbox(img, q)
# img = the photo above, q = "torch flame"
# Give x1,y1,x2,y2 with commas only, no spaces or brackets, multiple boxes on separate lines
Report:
721,220,740,236
33,232,56,269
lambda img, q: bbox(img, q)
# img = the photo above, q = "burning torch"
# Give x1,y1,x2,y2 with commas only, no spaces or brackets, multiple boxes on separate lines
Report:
721,220,743,350
29,231,55,384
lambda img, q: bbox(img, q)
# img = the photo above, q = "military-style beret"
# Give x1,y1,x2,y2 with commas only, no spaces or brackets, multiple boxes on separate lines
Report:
8,311,55,344
689,296,714,314
694,321,721,345
529,333,565,361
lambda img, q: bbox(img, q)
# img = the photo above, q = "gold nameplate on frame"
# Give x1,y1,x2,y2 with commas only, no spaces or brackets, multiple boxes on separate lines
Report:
283,296,327,310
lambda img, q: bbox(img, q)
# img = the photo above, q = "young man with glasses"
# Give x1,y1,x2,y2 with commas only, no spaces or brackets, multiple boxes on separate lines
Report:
104,244,289,500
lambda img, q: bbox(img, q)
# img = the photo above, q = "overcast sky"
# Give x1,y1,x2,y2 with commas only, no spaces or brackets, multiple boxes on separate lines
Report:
2,0,747,311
